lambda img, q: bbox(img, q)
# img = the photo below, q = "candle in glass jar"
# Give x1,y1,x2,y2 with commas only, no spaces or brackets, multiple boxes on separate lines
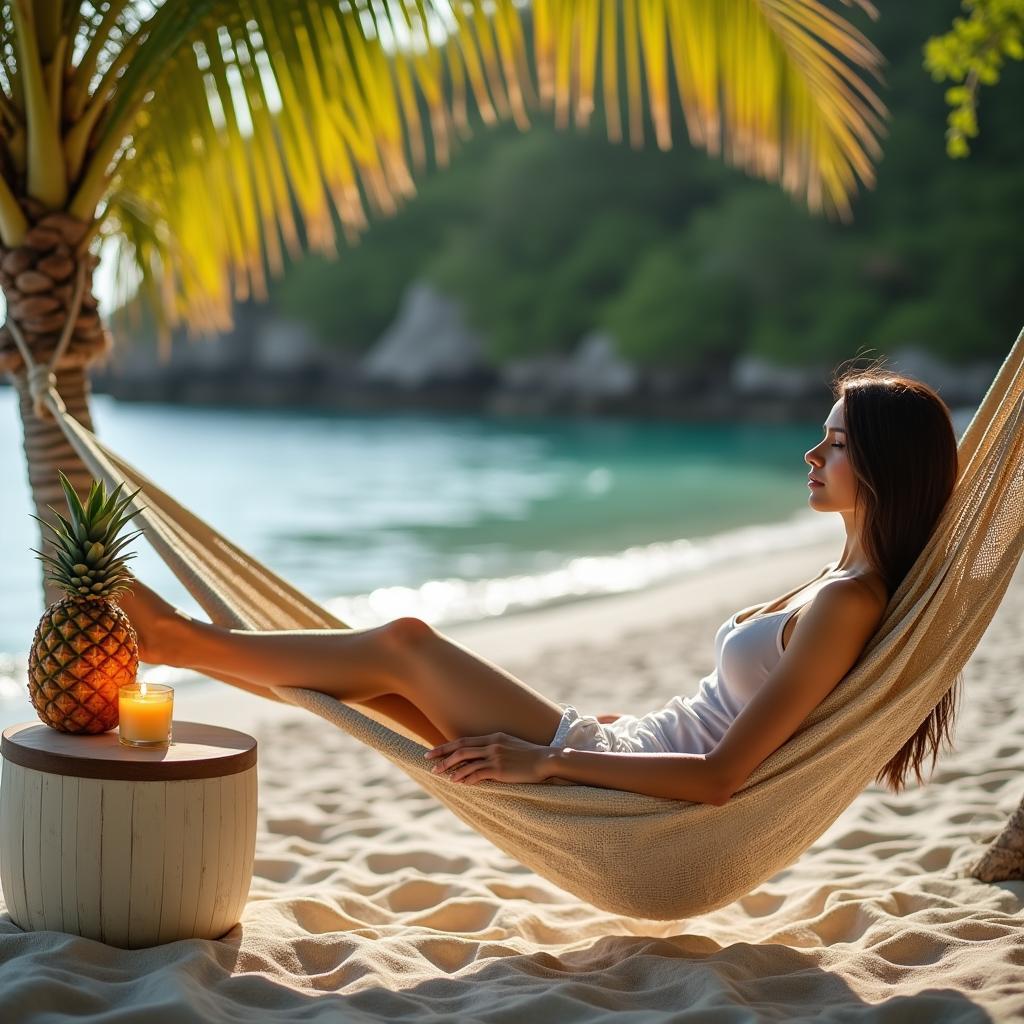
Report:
118,681,174,746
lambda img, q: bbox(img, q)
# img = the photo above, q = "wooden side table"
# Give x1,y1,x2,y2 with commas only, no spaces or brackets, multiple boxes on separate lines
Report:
0,720,257,949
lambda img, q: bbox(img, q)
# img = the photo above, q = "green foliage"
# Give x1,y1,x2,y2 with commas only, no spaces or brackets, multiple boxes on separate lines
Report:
604,241,741,369
873,300,981,361
925,0,1024,157
747,287,885,368
269,127,498,351
424,125,718,361
273,220,437,351
607,190,886,368
198,4,1022,375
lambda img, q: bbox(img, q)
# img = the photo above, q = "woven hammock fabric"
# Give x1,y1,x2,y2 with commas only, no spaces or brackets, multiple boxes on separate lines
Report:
29,327,1024,921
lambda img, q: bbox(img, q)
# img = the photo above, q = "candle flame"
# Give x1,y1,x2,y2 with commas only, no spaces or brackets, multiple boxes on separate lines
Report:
140,680,148,697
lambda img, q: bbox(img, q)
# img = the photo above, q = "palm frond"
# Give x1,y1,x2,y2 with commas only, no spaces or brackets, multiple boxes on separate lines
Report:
92,0,526,338
532,0,887,220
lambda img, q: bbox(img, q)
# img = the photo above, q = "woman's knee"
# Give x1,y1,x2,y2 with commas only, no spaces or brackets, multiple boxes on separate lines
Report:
381,616,438,651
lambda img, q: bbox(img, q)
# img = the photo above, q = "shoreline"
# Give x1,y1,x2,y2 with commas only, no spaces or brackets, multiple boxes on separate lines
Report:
0,377,986,426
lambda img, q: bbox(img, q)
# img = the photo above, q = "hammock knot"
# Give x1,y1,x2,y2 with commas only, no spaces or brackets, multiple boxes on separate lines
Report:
27,364,66,421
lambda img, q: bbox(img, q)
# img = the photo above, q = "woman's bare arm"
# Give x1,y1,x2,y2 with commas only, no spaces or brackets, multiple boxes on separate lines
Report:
545,747,728,803
706,578,885,800
546,578,884,803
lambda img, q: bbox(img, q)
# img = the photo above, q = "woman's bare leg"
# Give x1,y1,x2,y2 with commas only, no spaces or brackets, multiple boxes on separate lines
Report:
150,657,447,745
159,658,445,745
350,694,449,747
120,581,564,746
174,616,564,745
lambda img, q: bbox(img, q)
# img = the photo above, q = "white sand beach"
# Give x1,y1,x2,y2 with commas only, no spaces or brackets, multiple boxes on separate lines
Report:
1,522,1022,1022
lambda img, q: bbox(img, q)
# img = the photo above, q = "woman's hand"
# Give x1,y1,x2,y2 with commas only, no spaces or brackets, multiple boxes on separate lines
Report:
596,713,623,724
423,732,553,785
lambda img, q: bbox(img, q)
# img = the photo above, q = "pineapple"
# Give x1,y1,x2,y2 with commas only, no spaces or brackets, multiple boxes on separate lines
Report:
28,472,145,734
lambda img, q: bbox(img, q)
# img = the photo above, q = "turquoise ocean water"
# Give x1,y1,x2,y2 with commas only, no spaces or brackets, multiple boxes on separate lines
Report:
0,386,973,715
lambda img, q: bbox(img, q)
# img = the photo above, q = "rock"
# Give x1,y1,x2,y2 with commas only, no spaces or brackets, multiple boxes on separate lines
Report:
561,331,639,398
499,334,639,399
360,281,488,388
731,355,827,398
493,334,640,413
251,317,325,372
500,354,571,392
648,368,687,397
493,355,572,413
14,269,52,294
887,346,999,406
647,364,732,399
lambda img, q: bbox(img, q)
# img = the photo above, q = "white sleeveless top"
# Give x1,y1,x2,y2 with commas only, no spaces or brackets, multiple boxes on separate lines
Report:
588,570,839,756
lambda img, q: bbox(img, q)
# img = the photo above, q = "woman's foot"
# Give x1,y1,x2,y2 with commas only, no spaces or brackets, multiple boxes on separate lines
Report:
115,577,195,666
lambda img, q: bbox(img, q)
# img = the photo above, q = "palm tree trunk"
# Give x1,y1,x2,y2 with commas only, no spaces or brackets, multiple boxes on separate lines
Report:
967,798,1024,882
9,364,101,608
0,206,109,610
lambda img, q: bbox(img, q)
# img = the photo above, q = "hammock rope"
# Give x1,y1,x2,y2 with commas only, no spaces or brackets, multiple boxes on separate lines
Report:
10,326,1024,921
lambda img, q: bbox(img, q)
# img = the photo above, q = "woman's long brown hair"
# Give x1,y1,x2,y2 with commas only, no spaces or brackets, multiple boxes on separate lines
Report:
831,360,960,793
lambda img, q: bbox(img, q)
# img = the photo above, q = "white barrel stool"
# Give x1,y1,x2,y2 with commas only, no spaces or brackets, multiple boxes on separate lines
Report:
0,720,257,948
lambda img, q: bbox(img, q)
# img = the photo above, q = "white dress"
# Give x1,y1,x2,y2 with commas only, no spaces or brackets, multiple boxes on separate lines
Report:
548,594,819,755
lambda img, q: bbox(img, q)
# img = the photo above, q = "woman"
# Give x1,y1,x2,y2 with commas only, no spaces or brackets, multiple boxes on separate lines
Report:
120,364,959,804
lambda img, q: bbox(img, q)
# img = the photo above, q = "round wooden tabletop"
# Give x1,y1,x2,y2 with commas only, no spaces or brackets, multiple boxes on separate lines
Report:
0,720,257,781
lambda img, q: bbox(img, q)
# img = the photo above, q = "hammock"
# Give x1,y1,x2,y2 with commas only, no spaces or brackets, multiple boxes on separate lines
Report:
13,326,1024,921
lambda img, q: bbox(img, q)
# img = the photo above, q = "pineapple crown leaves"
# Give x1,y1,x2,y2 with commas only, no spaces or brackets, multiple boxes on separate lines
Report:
29,472,149,600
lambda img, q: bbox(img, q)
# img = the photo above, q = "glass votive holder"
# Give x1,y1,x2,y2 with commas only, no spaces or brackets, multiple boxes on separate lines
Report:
118,682,174,747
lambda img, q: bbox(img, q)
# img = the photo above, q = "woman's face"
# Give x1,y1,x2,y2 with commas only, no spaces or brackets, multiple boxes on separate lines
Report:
805,397,859,513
